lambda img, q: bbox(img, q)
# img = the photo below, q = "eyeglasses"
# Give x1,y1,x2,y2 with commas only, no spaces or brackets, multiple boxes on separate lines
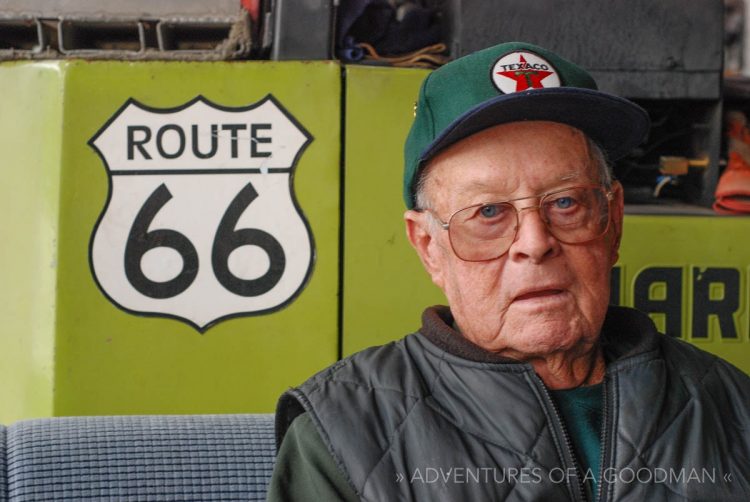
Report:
424,185,614,261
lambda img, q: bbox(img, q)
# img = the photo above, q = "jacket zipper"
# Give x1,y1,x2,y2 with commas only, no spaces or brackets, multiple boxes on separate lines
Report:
596,375,613,502
536,377,587,502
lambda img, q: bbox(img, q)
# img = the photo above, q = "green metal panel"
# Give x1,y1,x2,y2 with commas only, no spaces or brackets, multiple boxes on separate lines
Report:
343,65,444,356
0,62,62,423
343,65,750,375
1,60,341,421
616,215,749,372
2,61,748,424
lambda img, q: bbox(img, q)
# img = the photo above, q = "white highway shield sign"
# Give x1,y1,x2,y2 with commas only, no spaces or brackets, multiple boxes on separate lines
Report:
89,95,314,331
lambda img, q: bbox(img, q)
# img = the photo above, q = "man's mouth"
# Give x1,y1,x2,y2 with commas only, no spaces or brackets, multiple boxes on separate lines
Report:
514,289,565,302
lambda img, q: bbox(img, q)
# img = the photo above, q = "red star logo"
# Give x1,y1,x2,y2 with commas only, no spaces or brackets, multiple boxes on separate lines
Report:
496,55,554,92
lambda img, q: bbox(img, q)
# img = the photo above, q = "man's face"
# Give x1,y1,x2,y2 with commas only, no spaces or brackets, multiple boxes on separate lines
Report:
405,121,624,361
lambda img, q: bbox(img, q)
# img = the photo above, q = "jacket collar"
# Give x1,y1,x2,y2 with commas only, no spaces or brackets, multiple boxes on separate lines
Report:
420,305,661,365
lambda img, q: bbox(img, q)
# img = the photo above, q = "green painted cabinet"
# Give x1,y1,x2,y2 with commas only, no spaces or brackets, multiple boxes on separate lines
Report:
615,216,749,371
0,61,341,423
342,65,442,356
1,61,747,423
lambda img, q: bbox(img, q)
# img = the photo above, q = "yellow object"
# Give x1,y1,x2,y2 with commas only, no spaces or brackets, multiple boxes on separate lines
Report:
659,155,709,175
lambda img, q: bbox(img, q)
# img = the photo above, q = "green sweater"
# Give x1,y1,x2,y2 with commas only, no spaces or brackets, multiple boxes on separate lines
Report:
266,412,358,501
267,386,603,501
550,383,604,499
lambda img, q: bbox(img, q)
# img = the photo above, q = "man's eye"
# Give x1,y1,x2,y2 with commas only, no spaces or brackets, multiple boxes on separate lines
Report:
553,196,575,209
479,204,502,218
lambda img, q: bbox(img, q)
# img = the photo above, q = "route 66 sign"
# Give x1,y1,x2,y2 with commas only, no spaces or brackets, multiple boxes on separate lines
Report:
89,95,314,331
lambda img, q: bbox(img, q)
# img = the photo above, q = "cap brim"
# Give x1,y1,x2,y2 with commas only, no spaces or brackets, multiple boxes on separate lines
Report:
420,87,650,165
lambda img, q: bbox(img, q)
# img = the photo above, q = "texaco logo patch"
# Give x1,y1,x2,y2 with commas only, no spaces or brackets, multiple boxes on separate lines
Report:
89,95,314,331
491,51,561,94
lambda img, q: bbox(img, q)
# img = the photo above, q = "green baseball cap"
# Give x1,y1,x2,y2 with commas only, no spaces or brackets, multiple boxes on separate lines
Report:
403,41,650,208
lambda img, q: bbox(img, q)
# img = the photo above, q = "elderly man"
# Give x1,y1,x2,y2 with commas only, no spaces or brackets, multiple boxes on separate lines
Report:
267,42,750,501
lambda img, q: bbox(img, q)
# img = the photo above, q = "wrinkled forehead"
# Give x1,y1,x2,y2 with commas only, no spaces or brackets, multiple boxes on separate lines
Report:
420,121,599,208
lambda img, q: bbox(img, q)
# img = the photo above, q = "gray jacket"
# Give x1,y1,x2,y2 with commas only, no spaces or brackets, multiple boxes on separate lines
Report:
277,306,750,501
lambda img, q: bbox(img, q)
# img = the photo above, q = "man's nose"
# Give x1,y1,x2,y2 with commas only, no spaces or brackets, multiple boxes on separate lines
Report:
508,206,560,263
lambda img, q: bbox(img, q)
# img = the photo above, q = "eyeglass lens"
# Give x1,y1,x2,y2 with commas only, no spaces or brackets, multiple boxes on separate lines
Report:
448,186,610,261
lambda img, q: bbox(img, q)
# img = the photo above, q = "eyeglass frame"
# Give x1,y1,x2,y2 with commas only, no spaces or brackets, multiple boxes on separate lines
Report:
420,184,615,262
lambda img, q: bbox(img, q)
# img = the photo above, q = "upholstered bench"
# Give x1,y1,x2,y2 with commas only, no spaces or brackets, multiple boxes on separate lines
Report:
0,414,276,501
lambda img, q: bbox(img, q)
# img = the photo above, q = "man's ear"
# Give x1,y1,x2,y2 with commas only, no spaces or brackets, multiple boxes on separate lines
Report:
609,181,625,264
404,209,445,289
